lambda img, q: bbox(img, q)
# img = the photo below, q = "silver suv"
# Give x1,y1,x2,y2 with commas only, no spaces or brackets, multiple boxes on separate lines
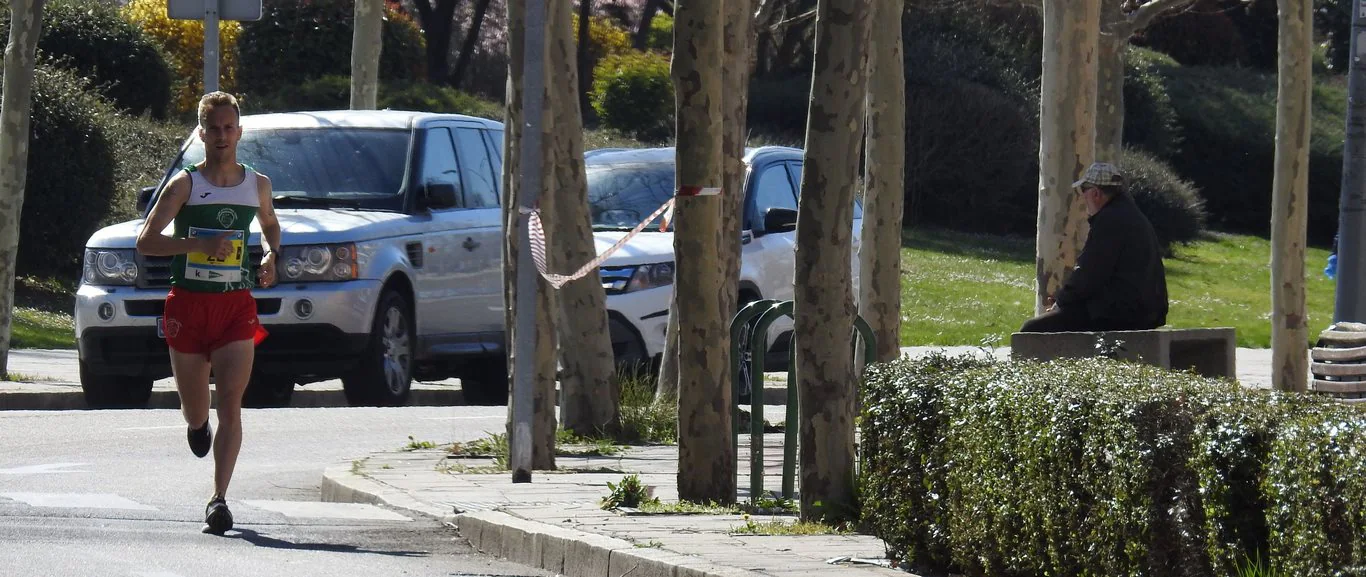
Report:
75,110,510,408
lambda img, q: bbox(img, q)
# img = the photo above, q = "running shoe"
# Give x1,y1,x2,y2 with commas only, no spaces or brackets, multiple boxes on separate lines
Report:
203,496,233,535
187,420,212,458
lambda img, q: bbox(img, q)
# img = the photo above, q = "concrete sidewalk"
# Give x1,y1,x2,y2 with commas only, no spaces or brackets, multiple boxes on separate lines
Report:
323,435,907,577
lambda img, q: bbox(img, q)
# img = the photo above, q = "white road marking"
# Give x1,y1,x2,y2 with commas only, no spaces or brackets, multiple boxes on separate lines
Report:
239,500,412,522
420,416,503,421
0,463,90,475
0,492,156,511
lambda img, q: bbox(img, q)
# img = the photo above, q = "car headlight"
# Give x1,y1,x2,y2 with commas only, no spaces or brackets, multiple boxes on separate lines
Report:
278,243,359,283
82,249,138,286
605,262,674,294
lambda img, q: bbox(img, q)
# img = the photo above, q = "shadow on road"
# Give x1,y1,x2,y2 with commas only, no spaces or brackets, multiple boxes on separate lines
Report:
227,528,430,557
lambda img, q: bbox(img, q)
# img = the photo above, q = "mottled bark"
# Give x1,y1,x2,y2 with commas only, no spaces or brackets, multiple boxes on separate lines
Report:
503,0,556,469
857,0,905,364
718,0,755,405
672,0,733,503
1035,0,1099,313
1096,0,1193,161
1271,0,1311,392
350,0,383,109
0,0,44,377
548,0,620,435
794,0,869,523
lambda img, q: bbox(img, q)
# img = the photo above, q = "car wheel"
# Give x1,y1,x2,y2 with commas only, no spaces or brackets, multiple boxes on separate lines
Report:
242,374,294,408
79,361,153,409
461,357,508,406
343,290,414,407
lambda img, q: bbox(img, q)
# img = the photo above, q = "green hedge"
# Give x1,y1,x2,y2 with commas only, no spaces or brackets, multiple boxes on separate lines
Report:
861,353,1366,577
1118,147,1207,253
0,0,173,118
236,0,425,99
591,50,673,142
248,75,503,120
1160,62,1344,246
1122,47,1182,159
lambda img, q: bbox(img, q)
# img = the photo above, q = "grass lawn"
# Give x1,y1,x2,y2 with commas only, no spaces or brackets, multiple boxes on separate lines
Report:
11,276,75,349
899,228,1336,349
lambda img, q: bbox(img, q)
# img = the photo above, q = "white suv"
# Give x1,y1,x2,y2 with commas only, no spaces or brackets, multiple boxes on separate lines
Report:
76,110,511,408
587,147,864,373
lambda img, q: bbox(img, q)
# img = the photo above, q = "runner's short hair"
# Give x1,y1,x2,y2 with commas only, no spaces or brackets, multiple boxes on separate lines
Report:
198,91,240,127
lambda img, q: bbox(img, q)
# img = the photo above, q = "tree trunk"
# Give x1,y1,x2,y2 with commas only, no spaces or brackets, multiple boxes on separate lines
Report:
794,0,869,523
1271,0,1311,393
1095,15,1124,162
350,0,383,109
0,0,44,378
548,0,621,436
577,0,593,122
413,0,458,84
451,0,492,89
654,299,679,401
504,0,556,469
672,0,732,503
633,0,664,50
1035,0,1100,313
718,0,754,431
857,0,905,364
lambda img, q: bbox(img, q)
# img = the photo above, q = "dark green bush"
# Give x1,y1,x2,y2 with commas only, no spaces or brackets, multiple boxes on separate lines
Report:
18,64,120,278
0,0,173,118
591,50,673,142
1122,47,1182,159
746,74,810,141
1134,4,1249,67
380,82,504,120
1117,147,1206,253
860,352,1366,577
236,0,425,99
1159,63,1343,246
248,75,351,112
905,79,1038,236
646,13,673,52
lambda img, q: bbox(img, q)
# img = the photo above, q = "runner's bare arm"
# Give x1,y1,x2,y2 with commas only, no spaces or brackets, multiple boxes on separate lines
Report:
256,174,281,287
136,172,228,257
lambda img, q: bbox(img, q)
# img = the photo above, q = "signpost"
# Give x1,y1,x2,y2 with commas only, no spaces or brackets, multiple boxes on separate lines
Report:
167,0,261,94
1336,0,1366,322
510,0,547,484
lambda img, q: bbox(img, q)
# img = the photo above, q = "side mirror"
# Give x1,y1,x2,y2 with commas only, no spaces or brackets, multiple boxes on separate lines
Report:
424,182,460,210
762,207,798,235
137,186,157,214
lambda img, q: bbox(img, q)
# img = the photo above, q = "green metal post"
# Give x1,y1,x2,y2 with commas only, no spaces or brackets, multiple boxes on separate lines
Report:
748,302,793,502
782,334,798,499
729,299,777,496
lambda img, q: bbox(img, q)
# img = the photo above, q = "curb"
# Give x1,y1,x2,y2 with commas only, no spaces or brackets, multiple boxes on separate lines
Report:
0,388,464,411
319,464,450,519
320,463,766,577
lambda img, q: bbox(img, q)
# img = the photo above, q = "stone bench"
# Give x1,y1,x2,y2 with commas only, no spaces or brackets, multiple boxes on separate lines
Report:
1010,327,1237,380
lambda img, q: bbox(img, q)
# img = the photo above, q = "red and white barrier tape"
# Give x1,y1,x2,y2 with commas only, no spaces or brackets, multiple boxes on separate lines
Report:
519,185,720,290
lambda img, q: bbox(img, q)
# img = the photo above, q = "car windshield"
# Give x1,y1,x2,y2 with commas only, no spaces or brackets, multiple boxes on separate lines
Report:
587,162,676,231
175,127,410,210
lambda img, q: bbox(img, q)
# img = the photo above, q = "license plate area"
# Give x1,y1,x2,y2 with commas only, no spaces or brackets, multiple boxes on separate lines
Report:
156,316,165,339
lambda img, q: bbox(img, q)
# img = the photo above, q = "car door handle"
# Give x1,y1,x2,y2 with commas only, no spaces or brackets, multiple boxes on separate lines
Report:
462,237,480,251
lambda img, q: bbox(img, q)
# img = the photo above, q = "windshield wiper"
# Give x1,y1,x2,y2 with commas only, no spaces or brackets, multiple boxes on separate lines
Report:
273,195,362,209
591,225,636,232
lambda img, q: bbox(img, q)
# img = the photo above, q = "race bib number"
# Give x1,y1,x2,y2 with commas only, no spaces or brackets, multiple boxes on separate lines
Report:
186,227,245,283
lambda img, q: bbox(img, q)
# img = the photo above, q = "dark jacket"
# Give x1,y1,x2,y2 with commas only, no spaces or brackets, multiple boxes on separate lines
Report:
1053,193,1168,328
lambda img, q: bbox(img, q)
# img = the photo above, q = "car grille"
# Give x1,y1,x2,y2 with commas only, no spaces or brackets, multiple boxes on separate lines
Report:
137,246,264,289
123,298,281,317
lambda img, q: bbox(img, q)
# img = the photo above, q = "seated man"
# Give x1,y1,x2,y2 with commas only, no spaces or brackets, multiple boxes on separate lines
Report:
1021,162,1169,333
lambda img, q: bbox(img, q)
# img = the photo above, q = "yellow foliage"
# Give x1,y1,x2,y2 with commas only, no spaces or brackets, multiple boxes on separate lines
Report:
571,14,632,62
122,0,241,115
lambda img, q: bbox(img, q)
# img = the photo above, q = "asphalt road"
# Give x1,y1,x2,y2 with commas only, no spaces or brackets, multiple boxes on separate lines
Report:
0,405,549,577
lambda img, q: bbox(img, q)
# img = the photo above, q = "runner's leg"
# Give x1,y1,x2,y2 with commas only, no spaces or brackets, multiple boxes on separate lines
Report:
207,339,253,499
170,349,212,429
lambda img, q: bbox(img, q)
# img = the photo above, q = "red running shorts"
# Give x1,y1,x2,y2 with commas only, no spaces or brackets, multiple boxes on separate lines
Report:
162,287,268,355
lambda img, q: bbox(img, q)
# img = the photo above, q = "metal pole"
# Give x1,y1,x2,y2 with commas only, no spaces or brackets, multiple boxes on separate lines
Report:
510,0,546,484
1336,0,1366,322
203,0,219,94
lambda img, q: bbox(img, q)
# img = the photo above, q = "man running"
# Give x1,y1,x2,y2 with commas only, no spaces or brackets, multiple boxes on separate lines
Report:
136,91,280,535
